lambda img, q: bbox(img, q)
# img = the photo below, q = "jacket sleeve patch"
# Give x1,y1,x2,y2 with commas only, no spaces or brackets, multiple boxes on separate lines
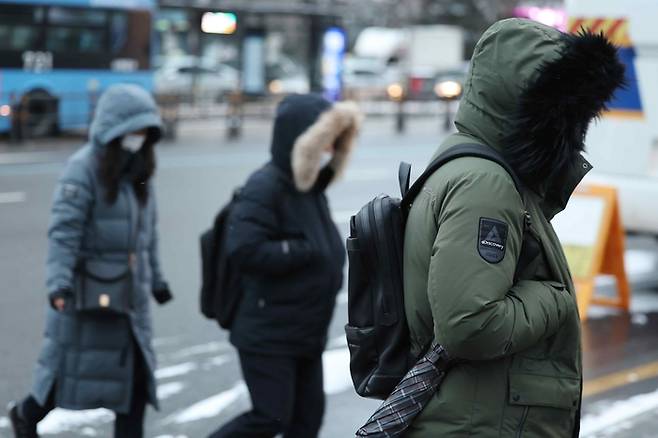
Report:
61,183,80,200
478,217,508,264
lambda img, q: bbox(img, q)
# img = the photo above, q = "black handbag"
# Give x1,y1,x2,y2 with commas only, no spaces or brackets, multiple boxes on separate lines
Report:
74,199,141,315
74,258,134,314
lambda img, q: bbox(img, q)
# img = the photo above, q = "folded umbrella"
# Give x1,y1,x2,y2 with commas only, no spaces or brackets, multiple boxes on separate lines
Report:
355,343,451,438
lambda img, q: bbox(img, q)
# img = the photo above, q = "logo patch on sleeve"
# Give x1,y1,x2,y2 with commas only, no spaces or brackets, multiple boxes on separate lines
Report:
61,183,79,200
478,217,508,264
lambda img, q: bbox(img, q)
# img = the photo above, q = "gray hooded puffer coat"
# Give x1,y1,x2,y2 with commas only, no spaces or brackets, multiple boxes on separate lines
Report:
31,84,166,413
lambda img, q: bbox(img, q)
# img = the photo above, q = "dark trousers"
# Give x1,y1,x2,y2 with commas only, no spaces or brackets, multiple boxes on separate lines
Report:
209,351,325,438
20,346,148,438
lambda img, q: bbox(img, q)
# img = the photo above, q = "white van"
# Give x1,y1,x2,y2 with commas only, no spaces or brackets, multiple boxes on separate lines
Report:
566,0,658,236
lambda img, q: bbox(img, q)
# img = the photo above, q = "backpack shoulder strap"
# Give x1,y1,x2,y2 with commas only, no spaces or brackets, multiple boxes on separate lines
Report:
401,143,522,210
399,162,412,198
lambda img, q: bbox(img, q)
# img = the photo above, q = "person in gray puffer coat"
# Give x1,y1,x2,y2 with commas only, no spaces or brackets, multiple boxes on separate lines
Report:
8,84,172,438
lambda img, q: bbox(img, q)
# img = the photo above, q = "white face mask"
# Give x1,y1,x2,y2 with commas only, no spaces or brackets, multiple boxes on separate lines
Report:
121,134,145,153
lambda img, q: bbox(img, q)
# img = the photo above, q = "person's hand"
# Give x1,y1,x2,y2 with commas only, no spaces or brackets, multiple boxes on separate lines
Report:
49,289,72,312
153,284,173,305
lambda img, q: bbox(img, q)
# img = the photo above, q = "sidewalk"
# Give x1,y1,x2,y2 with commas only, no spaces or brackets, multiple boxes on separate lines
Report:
0,116,444,166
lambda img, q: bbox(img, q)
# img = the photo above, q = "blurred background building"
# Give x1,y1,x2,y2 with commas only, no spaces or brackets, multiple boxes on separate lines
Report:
0,0,569,140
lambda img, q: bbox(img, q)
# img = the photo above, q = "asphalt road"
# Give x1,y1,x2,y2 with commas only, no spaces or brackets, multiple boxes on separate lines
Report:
1,118,658,438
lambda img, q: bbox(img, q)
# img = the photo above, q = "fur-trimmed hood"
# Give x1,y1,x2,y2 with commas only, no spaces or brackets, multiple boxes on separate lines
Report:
454,18,625,191
270,94,363,192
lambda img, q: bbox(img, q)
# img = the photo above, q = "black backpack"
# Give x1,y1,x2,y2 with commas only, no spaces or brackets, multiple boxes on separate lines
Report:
200,189,242,329
345,143,523,399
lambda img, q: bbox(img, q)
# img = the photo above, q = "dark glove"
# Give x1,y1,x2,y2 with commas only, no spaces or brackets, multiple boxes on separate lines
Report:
49,288,73,311
153,284,173,305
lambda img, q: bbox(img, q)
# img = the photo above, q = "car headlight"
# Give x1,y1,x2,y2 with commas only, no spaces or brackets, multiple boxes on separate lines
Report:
387,83,404,101
268,80,284,94
434,80,462,100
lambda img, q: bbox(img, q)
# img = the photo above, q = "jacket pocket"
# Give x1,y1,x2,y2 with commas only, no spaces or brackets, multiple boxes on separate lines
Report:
508,371,580,409
508,368,580,437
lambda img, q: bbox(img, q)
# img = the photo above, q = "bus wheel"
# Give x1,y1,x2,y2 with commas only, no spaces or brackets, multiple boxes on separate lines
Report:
21,89,59,138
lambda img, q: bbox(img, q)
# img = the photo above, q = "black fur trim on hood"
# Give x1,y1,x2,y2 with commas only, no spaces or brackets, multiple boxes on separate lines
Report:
503,31,626,190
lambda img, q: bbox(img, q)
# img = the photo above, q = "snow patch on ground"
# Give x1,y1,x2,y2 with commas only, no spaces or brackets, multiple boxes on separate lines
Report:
161,347,354,425
155,362,198,380
158,381,186,400
580,387,658,436
204,355,230,369
588,293,658,320
631,313,649,325
164,381,248,424
630,294,658,313
37,408,113,434
171,342,228,359
323,347,353,395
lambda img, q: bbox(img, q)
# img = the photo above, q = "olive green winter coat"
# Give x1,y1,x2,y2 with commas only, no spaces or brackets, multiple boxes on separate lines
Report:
403,19,625,437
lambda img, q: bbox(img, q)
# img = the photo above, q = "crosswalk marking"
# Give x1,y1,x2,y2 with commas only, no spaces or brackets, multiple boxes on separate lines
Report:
0,191,26,204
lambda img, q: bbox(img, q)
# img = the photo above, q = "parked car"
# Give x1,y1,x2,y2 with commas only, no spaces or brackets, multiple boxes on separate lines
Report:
344,56,401,100
266,57,310,95
154,56,239,102
385,65,467,102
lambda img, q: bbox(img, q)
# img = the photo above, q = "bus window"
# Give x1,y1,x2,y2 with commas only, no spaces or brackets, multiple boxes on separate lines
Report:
0,25,38,51
46,7,106,54
46,28,104,53
110,12,129,54
0,5,45,51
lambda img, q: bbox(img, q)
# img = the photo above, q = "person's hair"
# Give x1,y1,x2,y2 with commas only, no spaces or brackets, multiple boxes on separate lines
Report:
98,127,159,206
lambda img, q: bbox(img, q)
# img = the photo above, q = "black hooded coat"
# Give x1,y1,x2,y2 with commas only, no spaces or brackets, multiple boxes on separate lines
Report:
226,94,361,356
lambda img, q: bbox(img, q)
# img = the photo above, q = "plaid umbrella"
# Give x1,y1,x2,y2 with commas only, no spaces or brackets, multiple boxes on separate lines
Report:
355,344,451,438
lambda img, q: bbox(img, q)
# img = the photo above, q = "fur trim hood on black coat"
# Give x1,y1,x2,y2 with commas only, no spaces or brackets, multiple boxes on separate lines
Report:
454,18,625,191
270,94,363,192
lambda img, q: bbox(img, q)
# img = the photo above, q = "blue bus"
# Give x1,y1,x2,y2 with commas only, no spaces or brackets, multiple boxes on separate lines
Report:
0,0,155,137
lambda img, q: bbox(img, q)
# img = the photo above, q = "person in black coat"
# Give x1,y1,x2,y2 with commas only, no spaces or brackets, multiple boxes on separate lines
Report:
209,94,362,438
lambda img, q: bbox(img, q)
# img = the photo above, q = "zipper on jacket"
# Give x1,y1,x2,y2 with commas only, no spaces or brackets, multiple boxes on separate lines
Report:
516,406,529,438
523,211,542,243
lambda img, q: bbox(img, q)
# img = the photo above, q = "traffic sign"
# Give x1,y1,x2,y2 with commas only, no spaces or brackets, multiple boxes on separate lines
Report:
552,184,630,320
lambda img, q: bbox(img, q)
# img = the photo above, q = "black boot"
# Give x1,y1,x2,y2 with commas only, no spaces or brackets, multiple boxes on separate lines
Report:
8,401,38,438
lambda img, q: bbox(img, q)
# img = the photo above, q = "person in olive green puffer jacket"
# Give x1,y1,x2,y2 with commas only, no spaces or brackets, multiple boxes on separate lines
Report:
403,19,625,437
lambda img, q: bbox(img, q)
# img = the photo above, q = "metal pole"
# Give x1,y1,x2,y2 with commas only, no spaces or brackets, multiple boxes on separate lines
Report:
396,98,406,134
443,100,451,132
226,91,243,140
9,92,22,144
